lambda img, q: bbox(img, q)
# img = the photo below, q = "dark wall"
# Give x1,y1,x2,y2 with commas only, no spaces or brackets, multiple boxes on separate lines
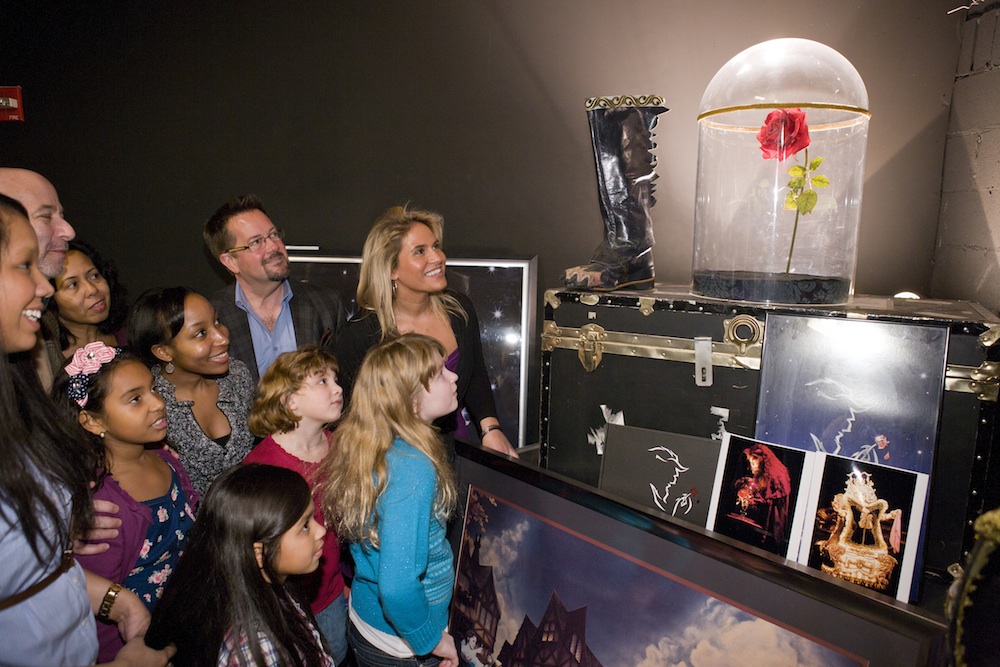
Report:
0,1,965,439
1,1,964,293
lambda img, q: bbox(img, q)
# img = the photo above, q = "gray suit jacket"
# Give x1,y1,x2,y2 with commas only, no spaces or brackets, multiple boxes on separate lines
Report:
210,280,346,384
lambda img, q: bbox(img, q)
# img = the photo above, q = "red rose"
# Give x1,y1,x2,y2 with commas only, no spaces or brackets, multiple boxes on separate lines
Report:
757,108,810,161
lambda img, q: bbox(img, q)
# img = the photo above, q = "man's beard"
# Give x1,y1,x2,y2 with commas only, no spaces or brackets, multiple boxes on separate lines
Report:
263,251,290,282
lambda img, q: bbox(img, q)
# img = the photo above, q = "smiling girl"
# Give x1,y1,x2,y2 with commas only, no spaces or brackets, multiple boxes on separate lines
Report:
323,333,460,667
54,343,198,662
128,286,255,496
146,463,334,666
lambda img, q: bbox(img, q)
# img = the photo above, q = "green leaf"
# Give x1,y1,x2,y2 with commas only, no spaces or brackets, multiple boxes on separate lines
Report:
787,177,805,190
809,156,824,171
798,189,818,214
784,192,798,210
788,165,806,177
811,175,831,188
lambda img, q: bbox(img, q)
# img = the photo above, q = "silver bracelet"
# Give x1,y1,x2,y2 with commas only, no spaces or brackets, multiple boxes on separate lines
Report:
481,424,502,437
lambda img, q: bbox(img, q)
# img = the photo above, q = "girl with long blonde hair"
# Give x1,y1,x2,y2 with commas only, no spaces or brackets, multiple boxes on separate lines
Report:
322,333,459,667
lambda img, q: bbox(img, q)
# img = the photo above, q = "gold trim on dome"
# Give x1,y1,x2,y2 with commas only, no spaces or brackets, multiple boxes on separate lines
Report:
697,101,871,121
586,95,666,110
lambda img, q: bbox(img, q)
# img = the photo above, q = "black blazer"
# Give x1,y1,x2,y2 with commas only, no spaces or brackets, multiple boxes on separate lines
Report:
210,280,346,384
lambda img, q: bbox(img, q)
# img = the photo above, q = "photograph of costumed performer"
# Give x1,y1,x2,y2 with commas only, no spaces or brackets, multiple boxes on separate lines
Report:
717,441,796,555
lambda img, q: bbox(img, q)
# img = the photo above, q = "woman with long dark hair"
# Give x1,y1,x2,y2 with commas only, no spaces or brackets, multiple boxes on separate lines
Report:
0,193,172,666
49,239,130,357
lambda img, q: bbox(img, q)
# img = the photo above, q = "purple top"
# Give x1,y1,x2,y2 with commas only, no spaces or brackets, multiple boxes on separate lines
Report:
77,448,199,662
444,346,470,441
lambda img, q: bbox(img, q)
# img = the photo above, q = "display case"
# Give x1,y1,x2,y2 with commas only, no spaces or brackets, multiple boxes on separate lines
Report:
692,38,870,304
452,443,946,666
538,286,1000,604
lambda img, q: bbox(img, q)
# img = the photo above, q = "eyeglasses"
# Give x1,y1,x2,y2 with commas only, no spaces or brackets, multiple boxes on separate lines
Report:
225,228,285,254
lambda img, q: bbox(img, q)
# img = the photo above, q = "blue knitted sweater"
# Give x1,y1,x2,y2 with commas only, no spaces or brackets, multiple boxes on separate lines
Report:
349,438,454,656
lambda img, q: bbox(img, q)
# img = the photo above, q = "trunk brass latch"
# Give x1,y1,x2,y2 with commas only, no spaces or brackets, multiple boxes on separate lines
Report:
577,323,606,372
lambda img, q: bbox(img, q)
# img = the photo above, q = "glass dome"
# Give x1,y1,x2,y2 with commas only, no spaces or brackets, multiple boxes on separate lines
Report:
692,38,870,304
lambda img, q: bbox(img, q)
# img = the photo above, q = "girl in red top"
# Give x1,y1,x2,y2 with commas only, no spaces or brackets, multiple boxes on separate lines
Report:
245,345,348,663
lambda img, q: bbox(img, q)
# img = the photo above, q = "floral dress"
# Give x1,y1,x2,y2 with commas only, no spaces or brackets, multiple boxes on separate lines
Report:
123,469,195,607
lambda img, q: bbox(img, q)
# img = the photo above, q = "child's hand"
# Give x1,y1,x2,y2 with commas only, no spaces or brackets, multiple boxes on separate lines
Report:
433,630,459,667
73,497,121,556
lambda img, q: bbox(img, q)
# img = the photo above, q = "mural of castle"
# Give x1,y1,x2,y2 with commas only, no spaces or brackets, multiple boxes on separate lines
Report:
452,534,501,664
497,591,603,667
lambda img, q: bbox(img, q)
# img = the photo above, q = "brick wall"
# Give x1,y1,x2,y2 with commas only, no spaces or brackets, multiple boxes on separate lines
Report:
932,2,1000,311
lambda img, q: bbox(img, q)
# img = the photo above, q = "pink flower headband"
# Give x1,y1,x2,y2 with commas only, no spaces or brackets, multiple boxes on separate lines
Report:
65,342,120,408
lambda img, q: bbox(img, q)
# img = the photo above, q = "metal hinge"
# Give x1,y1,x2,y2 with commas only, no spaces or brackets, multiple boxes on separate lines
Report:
979,325,1000,348
946,362,1000,401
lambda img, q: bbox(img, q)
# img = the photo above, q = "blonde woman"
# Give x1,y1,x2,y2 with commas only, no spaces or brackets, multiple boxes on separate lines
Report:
322,334,459,667
334,205,517,458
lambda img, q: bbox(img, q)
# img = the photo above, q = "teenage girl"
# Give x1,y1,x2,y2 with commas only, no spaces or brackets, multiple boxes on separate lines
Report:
54,342,198,663
245,345,348,663
146,463,334,666
322,333,460,667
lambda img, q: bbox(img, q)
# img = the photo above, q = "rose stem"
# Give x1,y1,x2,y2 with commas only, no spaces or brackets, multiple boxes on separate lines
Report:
785,148,808,275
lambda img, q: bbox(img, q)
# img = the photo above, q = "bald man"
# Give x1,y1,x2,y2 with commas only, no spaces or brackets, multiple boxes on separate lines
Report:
0,168,75,278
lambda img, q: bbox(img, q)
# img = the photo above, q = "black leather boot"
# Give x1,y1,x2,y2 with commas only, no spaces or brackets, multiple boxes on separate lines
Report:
563,95,668,291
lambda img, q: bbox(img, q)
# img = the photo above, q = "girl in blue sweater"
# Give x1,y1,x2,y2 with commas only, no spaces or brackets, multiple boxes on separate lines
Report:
322,333,459,667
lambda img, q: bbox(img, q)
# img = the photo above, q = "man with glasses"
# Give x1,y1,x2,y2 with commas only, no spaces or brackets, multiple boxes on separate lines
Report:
204,194,345,383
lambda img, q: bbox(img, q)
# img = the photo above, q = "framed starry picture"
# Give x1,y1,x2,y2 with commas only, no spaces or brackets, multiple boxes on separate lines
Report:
288,254,536,445
754,313,947,476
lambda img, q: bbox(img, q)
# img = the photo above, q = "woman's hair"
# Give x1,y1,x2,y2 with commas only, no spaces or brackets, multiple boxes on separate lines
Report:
249,346,339,436
146,463,329,667
126,286,195,367
0,193,94,562
356,204,465,340
51,349,142,483
49,240,130,350
321,333,457,547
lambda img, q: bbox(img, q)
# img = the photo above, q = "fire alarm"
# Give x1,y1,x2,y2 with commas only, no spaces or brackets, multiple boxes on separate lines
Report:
0,87,25,122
